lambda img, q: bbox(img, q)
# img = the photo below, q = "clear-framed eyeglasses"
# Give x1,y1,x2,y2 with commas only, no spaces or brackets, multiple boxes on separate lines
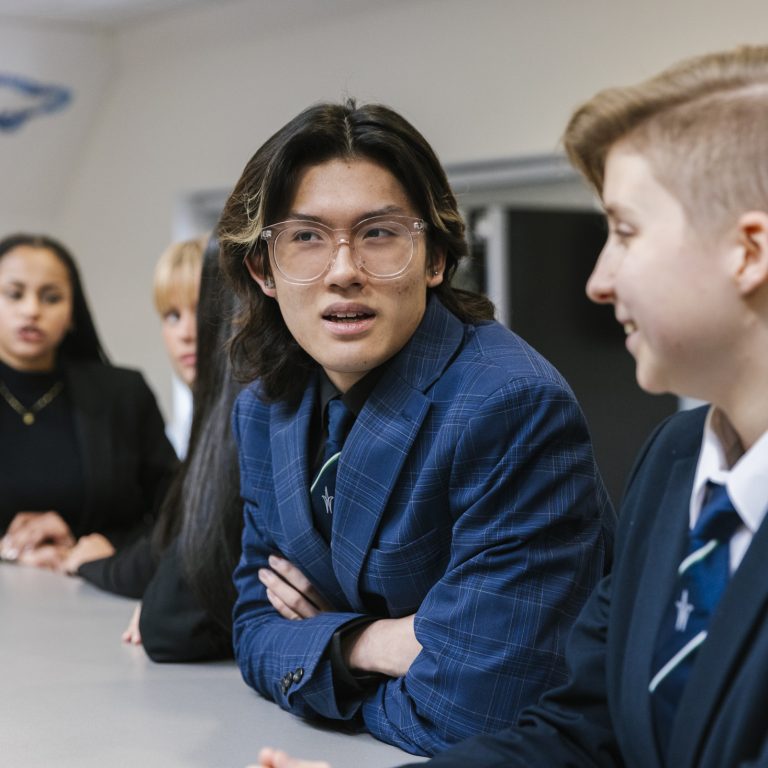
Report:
259,215,428,284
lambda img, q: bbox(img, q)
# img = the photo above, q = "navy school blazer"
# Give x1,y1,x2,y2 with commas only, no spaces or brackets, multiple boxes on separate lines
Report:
407,406,768,767
232,295,615,756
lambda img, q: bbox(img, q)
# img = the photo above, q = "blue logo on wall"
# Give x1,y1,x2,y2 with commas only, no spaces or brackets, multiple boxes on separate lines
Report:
0,74,72,132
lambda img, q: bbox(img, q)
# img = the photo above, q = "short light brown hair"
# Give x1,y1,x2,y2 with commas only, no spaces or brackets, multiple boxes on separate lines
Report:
563,45,768,234
153,235,207,315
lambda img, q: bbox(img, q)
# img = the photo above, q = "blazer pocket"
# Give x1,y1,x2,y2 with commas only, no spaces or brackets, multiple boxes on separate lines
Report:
364,526,451,615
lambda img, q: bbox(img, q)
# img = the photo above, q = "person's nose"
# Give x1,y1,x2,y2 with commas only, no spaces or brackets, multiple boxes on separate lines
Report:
585,245,617,305
19,294,42,318
325,240,364,288
177,310,197,342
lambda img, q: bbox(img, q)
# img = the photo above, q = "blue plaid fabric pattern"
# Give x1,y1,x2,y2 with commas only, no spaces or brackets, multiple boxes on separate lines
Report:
650,481,741,751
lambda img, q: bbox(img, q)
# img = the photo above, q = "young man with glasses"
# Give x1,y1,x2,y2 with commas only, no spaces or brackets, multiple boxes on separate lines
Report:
219,100,614,757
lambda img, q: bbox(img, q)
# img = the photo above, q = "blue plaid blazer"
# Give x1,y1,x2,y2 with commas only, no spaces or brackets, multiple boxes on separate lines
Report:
232,296,614,756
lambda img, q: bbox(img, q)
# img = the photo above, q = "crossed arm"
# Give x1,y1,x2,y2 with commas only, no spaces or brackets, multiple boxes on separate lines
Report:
259,554,421,677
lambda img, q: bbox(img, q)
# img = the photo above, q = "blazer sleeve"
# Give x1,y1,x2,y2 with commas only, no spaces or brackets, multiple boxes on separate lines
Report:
396,574,621,768
77,531,155,598
234,378,614,756
359,377,614,755
139,537,233,663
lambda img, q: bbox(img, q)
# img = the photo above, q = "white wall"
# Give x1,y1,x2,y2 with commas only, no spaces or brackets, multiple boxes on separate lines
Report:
25,0,768,415
0,18,113,233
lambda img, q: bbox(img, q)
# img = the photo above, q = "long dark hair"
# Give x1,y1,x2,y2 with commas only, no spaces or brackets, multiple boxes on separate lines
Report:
0,233,108,364
219,99,494,404
151,234,243,630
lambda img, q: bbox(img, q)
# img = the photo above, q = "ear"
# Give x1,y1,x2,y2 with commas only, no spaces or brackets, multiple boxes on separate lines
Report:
244,257,277,298
427,247,446,288
733,211,768,296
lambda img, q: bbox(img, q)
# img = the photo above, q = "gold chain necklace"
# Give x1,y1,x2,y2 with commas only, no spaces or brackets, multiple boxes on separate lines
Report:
0,378,65,426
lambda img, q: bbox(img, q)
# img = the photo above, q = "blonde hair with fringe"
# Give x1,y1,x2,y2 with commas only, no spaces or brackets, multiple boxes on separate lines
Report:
153,234,208,315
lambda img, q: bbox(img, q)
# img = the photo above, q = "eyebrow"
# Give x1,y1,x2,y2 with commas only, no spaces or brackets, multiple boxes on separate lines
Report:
2,279,67,291
285,205,410,224
603,203,635,221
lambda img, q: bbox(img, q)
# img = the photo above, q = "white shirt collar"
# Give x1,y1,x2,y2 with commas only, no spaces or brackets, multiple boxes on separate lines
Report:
691,406,768,535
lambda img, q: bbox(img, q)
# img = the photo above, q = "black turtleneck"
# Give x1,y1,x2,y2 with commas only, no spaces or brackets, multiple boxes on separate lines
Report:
0,358,85,535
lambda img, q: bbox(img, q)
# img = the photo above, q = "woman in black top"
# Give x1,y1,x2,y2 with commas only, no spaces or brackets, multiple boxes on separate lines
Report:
0,233,176,568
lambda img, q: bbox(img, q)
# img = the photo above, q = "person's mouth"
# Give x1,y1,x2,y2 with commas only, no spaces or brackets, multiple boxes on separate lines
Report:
322,303,376,324
17,325,44,342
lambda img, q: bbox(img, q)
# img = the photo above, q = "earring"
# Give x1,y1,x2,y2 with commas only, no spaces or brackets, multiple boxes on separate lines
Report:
264,277,275,288
431,269,440,276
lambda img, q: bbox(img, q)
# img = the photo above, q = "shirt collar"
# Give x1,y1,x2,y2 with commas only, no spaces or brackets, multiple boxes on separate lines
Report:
318,366,386,421
691,405,768,534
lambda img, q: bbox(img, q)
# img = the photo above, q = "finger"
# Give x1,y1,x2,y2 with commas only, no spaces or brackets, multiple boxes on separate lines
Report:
0,537,19,561
17,544,67,570
267,555,333,611
256,746,279,767
265,587,303,620
17,526,45,551
259,569,318,618
5,512,35,535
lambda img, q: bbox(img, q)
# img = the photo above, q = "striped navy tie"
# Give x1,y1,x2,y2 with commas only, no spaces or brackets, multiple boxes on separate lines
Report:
649,481,741,751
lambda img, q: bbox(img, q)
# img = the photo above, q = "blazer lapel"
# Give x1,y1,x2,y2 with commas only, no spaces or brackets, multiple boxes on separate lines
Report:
331,296,466,611
619,455,696,768
669,511,768,767
65,364,111,532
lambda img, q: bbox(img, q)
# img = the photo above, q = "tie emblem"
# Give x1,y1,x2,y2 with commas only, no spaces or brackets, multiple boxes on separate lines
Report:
674,589,694,632
321,485,334,515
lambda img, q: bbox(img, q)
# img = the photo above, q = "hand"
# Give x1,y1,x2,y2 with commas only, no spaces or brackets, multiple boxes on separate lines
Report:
257,554,334,620
16,543,72,570
1,511,75,561
344,614,422,678
60,533,116,575
122,604,142,646
248,747,331,768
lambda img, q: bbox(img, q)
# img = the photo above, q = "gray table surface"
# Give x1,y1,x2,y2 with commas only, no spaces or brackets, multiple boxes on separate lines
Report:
1,564,425,768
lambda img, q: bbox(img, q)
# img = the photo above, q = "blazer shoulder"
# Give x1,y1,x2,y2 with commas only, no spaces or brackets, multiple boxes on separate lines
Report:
629,405,708,477
66,360,150,391
441,319,575,399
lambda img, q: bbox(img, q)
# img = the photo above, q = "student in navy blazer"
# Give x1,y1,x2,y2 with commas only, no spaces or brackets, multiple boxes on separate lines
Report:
221,100,614,757
252,46,768,768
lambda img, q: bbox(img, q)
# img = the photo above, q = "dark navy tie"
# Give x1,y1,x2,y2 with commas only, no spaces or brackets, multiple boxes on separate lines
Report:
649,481,742,751
310,398,353,542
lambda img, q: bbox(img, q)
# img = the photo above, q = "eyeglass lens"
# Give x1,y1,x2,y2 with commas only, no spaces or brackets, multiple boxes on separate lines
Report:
273,219,415,281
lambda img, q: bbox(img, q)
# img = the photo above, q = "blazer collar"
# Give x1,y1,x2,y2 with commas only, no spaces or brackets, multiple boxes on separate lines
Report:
63,362,111,526
386,293,466,392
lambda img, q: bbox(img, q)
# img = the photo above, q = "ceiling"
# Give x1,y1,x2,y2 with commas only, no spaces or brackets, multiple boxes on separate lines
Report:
0,0,221,29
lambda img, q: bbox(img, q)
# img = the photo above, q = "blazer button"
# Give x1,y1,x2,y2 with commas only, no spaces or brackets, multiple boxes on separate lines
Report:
292,668,304,683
